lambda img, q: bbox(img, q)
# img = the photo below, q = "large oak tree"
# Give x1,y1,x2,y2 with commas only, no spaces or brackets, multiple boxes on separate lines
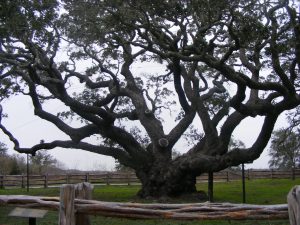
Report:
0,0,300,197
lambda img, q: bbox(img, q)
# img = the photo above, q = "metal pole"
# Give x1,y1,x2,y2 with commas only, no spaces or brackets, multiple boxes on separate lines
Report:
27,154,29,192
242,163,246,203
29,217,36,225
208,172,214,202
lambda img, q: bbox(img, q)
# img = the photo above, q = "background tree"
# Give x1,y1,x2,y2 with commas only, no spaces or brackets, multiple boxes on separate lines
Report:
228,138,246,171
0,0,300,198
0,142,61,175
115,159,133,172
0,142,10,174
287,105,300,133
0,141,26,175
30,150,58,174
269,129,300,170
0,142,7,156
229,138,246,151
8,155,25,175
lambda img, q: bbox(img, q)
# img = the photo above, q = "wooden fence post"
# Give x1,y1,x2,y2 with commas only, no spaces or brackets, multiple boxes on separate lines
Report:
106,173,110,185
292,168,296,180
44,174,48,188
85,173,89,182
0,175,3,189
287,185,300,225
247,169,250,180
59,184,75,225
75,182,93,225
127,173,131,186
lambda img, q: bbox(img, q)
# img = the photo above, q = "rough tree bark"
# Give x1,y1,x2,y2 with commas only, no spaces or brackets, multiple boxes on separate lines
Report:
137,167,197,198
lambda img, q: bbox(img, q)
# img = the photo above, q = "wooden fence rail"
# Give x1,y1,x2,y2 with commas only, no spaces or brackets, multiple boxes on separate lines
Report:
0,169,299,189
0,182,289,224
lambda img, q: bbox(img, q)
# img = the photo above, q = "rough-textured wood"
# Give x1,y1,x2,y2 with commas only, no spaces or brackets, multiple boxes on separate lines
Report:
75,182,93,225
74,201,288,220
0,194,288,220
0,181,289,222
0,195,60,211
59,184,75,225
287,185,300,225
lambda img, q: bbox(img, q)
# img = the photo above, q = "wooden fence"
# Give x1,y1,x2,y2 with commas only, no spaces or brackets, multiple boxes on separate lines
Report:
0,182,289,224
0,169,299,189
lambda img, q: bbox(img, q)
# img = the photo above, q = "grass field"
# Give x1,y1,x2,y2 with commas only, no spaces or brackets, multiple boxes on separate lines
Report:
0,179,298,225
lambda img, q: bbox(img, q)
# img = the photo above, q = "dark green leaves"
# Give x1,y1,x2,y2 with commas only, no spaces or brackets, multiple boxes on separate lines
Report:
0,0,58,41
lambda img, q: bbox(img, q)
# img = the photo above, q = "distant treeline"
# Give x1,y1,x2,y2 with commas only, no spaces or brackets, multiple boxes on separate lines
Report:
0,149,65,175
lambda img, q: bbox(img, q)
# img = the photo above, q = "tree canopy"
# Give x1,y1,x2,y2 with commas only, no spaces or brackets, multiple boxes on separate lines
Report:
0,0,300,197
269,128,300,169
0,141,7,156
0,141,26,175
30,149,58,174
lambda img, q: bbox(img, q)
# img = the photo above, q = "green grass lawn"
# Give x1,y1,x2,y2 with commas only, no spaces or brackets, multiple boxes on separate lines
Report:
0,179,298,225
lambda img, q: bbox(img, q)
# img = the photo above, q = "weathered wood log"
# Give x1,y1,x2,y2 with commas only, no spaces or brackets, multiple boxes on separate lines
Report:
287,185,300,225
0,194,288,221
74,201,288,220
59,184,75,225
75,182,93,225
0,195,60,210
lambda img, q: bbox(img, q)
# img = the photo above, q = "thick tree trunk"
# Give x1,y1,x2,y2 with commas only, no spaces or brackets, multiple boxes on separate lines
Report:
136,167,197,198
